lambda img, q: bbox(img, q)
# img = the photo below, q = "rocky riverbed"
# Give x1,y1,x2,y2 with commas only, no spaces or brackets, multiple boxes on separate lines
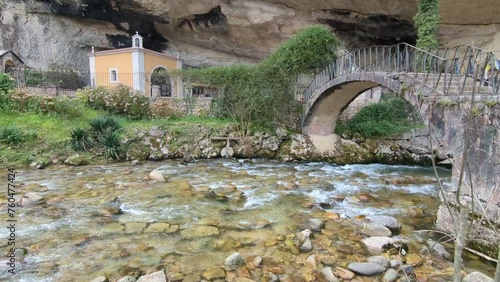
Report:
0,159,495,281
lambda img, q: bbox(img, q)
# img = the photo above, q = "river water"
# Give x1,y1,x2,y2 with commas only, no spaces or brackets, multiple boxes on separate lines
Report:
0,159,493,281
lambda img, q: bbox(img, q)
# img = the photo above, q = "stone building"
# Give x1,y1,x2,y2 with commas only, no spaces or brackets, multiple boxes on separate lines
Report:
0,50,24,74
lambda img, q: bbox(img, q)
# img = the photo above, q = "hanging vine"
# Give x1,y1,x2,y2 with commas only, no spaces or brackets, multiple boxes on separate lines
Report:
413,0,441,50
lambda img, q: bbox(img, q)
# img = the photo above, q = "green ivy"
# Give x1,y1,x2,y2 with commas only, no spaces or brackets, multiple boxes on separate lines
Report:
173,25,343,135
413,0,440,50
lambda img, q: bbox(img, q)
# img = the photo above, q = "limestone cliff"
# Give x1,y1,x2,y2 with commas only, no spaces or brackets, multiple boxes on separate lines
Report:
0,0,498,70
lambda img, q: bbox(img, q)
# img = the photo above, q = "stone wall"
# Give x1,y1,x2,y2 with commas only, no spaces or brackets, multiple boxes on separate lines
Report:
338,87,382,121
23,86,77,97
150,97,213,118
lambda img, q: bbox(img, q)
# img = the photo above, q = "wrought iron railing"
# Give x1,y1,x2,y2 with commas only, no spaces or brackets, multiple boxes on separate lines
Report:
303,43,500,105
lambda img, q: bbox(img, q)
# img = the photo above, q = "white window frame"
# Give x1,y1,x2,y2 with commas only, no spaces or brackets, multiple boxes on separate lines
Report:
110,68,118,83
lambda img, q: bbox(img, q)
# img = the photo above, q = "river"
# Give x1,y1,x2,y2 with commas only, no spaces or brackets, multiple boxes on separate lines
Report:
0,159,494,281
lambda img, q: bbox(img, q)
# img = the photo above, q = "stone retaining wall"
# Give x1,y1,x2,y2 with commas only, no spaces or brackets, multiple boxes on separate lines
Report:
150,97,212,118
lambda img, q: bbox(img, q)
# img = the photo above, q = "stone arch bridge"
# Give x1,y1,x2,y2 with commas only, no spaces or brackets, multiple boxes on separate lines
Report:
301,43,500,252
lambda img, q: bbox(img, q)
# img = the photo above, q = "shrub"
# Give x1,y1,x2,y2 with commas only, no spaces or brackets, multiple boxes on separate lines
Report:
0,126,37,145
70,116,124,160
172,25,343,134
0,73,15,94
70,128,94,151
1,89,84,118
101,130,122,160
335,96,423,138
90,116,122,137
77,85,150,120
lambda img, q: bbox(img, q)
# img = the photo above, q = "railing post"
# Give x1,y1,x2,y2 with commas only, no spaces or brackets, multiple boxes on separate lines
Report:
405,45,409,73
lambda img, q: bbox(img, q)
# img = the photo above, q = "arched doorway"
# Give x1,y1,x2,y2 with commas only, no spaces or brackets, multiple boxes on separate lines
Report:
150,67,172,97
4,60,15,75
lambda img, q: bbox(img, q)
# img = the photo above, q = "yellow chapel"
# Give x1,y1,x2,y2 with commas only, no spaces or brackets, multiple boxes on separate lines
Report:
88,32,183,98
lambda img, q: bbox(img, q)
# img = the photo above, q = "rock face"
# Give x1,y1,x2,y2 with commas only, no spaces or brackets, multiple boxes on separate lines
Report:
1,0,498,71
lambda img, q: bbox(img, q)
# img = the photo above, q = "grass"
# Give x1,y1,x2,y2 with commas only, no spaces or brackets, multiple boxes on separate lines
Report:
0,109,233,167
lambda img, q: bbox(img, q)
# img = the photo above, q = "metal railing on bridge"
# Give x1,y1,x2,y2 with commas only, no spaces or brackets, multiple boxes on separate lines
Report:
303,43,500,104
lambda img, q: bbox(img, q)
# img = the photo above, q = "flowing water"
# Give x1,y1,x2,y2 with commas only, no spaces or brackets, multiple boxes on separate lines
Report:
0,159,494,281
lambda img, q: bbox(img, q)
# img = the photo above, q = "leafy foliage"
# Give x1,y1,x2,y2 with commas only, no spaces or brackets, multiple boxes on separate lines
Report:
335,95,423,138
90,116,122,137
173,25,343,135
413,0,440,50
0,73,15,95
69,116,123,160
77,85,150,120
0,126,37,145
69,128,94,151
0,89,84,118
100,130,123,160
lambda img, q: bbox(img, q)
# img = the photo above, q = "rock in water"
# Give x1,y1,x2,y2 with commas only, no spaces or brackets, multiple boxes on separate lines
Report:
347,262,386,276
224,252,245,269
201,267,226,280
361,223,392,237
117,276,137,282
361,236,394,255
463,272,494,282
149,170,166,182
382,269,399,282
321,267,340,282
136,271,166,282
367,256,390,268
365,215,402,233
89,277,109,282
18,192,45,207
300,238,313,252
180,226,220,239
427,239,451,260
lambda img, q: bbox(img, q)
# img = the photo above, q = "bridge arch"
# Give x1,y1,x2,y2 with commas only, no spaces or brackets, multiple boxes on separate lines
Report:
302,72,404,136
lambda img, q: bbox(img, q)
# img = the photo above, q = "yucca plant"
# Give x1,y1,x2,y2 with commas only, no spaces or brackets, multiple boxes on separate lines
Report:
90,116,122,140
101,130,122,160
70,128,94,151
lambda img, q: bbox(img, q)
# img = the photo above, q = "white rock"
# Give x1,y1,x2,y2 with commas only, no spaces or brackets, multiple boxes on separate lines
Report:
321,267,340,282
149,170,166,182
224,252,245,269
382,268,399,282
136,271,166,282
463,271,494,282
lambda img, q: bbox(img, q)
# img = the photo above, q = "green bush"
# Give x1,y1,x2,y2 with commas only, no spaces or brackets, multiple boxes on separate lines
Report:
77,85,150,120
100,130,122,160
0,126,37,145
0,73,15,95
70,128,94,151
335,96,423,138
173,25,343,134
69,116,124,160
90,116,122,137
0,89,84,118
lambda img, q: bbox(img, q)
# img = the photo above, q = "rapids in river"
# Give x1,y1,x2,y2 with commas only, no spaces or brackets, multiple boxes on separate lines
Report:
0,159,494,281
